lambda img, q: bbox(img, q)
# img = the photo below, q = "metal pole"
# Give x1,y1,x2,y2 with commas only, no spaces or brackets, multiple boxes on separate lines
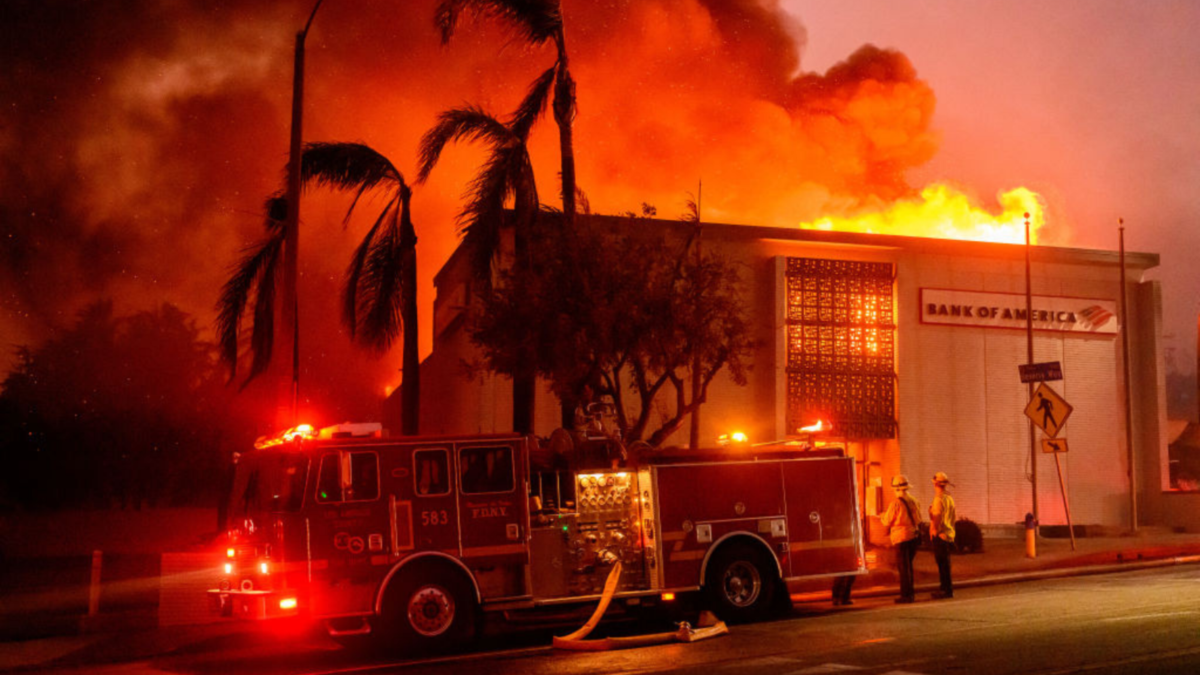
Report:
1053,453,1076,550
1025,213,1038,538
688,180,703,450
1119,221,1138,532
281,0,325,426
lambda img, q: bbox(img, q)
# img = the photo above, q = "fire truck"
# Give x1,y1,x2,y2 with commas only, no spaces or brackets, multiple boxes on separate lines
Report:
210,422,864,650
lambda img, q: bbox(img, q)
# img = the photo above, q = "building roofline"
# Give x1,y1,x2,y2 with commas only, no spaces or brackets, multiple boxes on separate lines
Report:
433,213,1159,286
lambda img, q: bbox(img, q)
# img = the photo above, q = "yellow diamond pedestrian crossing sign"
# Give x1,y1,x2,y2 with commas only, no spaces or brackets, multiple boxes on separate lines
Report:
1024,383,1072,438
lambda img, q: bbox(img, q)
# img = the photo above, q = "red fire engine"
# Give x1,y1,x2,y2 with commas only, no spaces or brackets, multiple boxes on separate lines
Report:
210,422,864,650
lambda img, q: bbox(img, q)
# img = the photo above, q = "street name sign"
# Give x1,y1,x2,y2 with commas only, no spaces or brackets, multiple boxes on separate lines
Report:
1019,361,1063,383
1024,383,1073,438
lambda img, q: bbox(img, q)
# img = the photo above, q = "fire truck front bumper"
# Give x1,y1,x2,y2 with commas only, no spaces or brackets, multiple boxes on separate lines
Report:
208,588,301,620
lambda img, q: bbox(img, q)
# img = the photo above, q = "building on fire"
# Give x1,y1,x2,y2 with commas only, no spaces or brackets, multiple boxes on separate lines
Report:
402,214,1175,534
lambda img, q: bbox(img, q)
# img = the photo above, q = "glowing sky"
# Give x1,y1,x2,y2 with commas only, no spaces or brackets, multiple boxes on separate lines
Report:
2,0,1197,421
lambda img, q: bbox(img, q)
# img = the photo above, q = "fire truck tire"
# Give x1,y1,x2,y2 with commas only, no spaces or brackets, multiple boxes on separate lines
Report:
377,562,478,653
703,542,778,624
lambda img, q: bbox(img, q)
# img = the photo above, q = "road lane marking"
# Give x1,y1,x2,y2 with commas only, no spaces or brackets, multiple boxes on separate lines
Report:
784,664,863,674
1099,610,1200,622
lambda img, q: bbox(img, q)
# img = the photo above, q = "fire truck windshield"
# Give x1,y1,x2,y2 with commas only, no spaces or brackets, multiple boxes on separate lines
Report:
230,450,308,515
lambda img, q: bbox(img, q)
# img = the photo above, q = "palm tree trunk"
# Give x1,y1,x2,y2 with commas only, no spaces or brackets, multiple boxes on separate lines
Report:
511,210,535,433
552,36,576,223
400,200,420,435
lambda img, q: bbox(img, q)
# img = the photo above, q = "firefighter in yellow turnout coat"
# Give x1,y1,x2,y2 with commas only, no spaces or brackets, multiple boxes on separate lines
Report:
881,475,922,603
929,472,957,599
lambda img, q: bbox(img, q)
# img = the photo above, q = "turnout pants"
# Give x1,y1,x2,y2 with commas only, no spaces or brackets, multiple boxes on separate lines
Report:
896,537,920,600
933,537,954,595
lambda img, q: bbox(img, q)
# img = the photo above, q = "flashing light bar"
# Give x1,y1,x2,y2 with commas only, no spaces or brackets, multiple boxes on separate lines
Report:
253,422,384,449
798,420,827,434
255,424,317,449
717,431,749,446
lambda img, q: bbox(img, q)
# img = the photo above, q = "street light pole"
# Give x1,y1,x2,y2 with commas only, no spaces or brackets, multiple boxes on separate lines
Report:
1025,213,1038,547
280,0,325,424
1119,220,1138,532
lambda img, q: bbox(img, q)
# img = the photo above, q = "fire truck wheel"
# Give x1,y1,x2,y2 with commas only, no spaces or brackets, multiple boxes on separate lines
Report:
378,563,477,653
703,542,778,623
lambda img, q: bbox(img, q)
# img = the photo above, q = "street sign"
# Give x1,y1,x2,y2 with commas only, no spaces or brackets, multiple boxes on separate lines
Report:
1024,383,1073,438
1019,361,1063,383
1041,438,1069,454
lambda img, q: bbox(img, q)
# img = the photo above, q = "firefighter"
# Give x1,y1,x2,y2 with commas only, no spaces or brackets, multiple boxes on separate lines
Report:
929,471,957,599
881,474,922,604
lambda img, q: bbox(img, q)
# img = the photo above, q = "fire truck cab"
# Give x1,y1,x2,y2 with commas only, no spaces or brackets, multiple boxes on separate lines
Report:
210,423,865,651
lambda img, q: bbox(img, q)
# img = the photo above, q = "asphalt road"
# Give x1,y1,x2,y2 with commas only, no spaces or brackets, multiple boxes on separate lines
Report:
68,564,1200,675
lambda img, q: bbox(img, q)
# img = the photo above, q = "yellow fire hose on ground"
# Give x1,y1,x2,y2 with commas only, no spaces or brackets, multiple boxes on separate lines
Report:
552,562,730,651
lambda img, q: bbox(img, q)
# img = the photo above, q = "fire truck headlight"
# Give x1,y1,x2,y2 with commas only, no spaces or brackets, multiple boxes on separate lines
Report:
260,561,270,575
226,548,236,558
224,563,233,575
279,597,298,611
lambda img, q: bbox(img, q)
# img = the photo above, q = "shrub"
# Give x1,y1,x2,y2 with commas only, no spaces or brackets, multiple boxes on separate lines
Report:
955,518,984,554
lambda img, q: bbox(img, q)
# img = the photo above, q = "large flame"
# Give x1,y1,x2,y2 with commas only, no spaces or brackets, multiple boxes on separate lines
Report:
798,184,1044,245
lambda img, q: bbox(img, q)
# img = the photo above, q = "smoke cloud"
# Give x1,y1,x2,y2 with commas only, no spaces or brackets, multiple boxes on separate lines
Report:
1,0,942,420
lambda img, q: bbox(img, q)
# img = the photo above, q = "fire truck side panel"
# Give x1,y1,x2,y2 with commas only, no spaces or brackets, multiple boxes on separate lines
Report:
305,446,393,617
653,462,786,590
455,440,531,600
782,457,863,577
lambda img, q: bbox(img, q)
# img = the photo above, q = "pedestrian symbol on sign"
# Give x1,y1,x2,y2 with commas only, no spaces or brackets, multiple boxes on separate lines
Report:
1024,383,1073,438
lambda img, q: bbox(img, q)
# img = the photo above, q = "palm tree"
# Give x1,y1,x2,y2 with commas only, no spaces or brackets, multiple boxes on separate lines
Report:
302,141,420,435
216,143,422,436
417,94,544,432
435,0,578,223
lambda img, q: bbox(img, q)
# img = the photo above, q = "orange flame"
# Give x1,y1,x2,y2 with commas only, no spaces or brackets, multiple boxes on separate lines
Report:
798,184,1045,245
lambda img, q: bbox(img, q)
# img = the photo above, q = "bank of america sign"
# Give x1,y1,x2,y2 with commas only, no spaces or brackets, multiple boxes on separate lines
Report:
919,288,1119,335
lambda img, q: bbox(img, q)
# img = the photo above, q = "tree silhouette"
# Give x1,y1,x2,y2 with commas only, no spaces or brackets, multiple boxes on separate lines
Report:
435,0,578,222
1,302,252,509
216,143,422,435
418,97,544,432
302,141,420,434
469,218,755,446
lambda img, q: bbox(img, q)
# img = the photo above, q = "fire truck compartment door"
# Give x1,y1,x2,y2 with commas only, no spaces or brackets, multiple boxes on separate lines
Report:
782,457,860,577
307,448,391,617
456,442,529,568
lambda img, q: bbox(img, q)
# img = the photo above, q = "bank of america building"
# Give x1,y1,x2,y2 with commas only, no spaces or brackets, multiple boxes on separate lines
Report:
417,216,1175,532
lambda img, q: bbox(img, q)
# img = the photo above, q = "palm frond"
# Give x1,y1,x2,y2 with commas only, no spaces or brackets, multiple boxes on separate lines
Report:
347,195,413,351
245,239,282,386
215,196,287,383
509,64,555,140
435,0,562,47
417,106,511,183
302,142,401,224
342,200,394,339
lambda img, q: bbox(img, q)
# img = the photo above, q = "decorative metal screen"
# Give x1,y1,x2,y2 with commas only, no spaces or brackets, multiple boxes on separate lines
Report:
785,258,897,439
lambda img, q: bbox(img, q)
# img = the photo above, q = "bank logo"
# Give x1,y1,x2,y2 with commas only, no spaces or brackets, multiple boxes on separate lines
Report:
1078,305,1115,330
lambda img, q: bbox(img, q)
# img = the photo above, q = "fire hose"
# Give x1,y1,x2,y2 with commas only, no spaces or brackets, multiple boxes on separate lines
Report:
552,561,729,651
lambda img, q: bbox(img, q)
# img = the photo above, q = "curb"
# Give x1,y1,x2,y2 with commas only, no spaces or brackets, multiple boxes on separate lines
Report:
795,553,1200,603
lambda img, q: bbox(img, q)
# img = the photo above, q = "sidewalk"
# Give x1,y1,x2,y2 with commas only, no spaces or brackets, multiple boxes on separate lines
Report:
794,529,1200,602
5,531,1200,672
